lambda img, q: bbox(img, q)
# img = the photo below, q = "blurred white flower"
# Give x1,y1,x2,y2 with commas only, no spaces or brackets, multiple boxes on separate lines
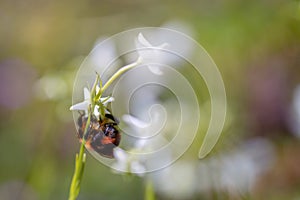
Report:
148,138,275,198
197,138,275,195
122,109,167,147
160,21,194,59
123,114,149,129
112,147,146,176
117,112,171,174
91,37,119,72
136,33,169,75
151,161,197,200
34,75,67,100
70,86,114,117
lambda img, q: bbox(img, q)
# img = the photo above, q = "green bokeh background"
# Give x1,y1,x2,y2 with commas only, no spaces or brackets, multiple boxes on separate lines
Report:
0,0,299,199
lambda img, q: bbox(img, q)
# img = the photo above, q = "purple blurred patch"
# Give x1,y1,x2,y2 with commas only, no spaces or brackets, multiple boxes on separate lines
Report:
0,59,37,110
246,55,292,137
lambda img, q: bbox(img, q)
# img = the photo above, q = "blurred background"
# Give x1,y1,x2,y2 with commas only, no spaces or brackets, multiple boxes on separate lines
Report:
0,0,300,199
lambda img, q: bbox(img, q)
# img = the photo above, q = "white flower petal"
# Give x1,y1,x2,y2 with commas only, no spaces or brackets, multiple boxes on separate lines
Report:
147,64,163,75
138,33,152,47
136,33,169,76
136,139,147,148
70,101,89,111
157,42,169,49
113,147,128,162
100,96,115,106
122,114,149,128
83,87,90,100
131,160,146,175
93,105,100,117
112,148,146,176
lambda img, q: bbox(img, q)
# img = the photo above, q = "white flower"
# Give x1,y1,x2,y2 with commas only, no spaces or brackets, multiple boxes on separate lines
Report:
122,114,149,129
122,104,167,144
112,147,146,176
136,33,169,75
69,86,114,117
119,113,171,173
152,161,197,200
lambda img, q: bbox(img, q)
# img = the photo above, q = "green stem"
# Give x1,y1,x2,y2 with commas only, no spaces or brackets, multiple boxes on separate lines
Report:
68,105,93,200
68,147,86,200
68,57,141,200
144,179,155,200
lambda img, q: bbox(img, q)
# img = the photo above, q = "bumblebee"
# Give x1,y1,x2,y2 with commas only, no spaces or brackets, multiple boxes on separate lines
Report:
77,112,120,158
